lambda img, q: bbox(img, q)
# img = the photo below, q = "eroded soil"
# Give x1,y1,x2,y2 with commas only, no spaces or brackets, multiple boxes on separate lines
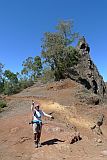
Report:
0,79,107,160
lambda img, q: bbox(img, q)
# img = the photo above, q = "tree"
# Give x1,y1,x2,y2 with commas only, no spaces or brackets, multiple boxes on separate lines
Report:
21,56,42,80
4,70,18,84
0,63,4,80
21,57,33,79
42,20,79,80
0,63,4,93
33,56,42,78
3,70,19,95
56,20,78,44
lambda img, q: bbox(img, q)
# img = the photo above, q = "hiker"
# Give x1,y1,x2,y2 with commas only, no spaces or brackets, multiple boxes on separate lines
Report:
30,100,54,148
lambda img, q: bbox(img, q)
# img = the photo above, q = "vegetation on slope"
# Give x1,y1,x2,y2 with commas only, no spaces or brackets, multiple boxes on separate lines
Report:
0,20,80,95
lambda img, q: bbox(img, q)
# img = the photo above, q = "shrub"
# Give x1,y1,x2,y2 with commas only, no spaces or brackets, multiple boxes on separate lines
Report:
41,68,54,83
3,80,34,95
3,82,13,95
0,100,7,109
19,79,34,89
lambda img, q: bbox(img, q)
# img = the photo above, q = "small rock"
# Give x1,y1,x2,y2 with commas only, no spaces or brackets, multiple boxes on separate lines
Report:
51,127,61,132
101,150,107,156
10,127,19,133
70,131,82,144
97,139,102,143
94,138,97,142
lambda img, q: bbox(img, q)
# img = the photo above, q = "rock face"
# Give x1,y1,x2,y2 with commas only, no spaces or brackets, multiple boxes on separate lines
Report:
66,37,106,99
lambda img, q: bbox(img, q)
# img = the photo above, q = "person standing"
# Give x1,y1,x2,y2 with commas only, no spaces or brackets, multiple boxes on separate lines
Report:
31,100,54,148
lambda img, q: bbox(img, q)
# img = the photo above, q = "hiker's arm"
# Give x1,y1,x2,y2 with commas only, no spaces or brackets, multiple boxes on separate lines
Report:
31,104,34,112
31,102,35,124
42,111,53,118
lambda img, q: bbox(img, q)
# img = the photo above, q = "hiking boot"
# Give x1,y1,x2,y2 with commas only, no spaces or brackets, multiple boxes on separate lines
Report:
34,141,42,148
36,142,42,148
37,142,42,147
34,141,38,148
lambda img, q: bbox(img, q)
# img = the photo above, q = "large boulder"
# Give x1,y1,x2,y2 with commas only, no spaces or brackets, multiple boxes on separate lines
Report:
65,37,106,99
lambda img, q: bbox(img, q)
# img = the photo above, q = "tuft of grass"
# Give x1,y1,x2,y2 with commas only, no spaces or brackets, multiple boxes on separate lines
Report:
0,100,7,109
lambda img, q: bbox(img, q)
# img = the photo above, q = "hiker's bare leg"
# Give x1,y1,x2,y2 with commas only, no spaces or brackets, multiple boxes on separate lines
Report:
37,131,41,144
37,132,42,147
34,133,37,142
37,123,42,142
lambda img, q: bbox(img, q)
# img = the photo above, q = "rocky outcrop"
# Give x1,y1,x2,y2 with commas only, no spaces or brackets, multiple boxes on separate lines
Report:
66,36,106,99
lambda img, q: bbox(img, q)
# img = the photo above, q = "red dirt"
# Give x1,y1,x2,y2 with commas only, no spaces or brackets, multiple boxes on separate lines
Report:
0,79,107,160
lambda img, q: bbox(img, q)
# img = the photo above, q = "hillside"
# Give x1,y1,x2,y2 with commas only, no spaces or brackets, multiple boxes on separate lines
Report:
0,79,107,160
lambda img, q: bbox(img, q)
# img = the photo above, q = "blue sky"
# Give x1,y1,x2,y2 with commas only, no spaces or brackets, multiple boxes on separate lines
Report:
0,0,107,81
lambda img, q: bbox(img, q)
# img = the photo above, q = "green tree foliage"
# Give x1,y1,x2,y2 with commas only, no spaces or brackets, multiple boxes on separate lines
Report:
0,64,34,95
3,70,19,95
3,70,34,95
41,67,54,83
33,56,43,77
19,79,34,89
0,100,7,112
0,20,81,95
56,20,78,44
21,56,42,80
0,63,4,79
42,20,80,80
4,70,18,83
0,100,7,108
3,82,13,95
0,63,4,93
21,57,33,78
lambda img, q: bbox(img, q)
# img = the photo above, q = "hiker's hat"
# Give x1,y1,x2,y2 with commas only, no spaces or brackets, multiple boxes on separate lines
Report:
35,102,40,107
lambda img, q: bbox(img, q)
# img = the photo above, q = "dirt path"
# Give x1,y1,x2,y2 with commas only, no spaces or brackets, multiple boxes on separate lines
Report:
1,78,107,160
0,95,107,160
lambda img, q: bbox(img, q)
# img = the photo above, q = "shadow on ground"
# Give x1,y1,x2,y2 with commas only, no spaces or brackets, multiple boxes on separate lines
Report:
41,138,65,146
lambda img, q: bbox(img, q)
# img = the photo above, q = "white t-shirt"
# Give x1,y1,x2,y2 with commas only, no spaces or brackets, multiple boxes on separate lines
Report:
31,105,52,122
